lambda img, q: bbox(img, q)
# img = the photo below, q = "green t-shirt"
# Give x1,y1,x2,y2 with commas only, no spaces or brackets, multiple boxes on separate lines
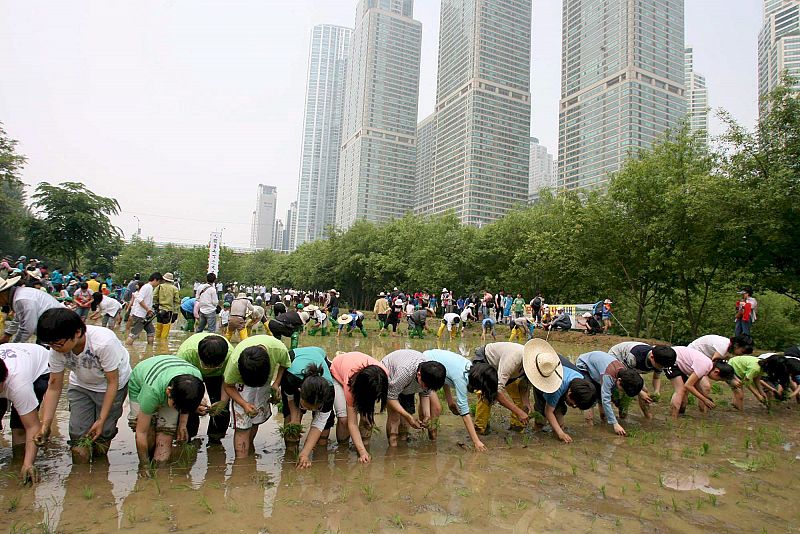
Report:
287,347,332,384
176,333,232,377
223,335,290,386
513,298,525,312
729,356,763,383
128,355,203,414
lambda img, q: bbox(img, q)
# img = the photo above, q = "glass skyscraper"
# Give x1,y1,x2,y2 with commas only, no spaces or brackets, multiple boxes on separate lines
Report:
293,25,352,249
684,47,709,140
558,0,687,191
336,0,423,229
758,0,800,115
422,0,532,227
528,137,557,203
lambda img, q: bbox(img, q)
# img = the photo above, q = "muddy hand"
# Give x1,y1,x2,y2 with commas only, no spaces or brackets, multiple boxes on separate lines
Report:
296,454,312,469
34,426,51,446
20,465,40,485
86,419,105,440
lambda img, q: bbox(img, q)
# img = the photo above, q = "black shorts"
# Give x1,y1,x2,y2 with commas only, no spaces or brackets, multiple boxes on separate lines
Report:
280,363,335,430
268,319,294,339
10,373,49,430
664,366,688,381
399,393,416,415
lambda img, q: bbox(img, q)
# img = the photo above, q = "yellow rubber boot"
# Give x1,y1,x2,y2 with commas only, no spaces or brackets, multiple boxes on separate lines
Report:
507,381,526,430
473,392,492,434
160,322,171,338
240,328,249,340
224,328,234,341
437,322,446,339
154,323,164,338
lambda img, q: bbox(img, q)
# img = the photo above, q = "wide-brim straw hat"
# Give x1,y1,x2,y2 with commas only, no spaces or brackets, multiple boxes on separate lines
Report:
0,276,22,292
604,299,613,304
163,272,175,283
299,311,310,324
582,312,592,318
305,305,319,312
337,314,353,325
236,292,247,299
523,339,563,394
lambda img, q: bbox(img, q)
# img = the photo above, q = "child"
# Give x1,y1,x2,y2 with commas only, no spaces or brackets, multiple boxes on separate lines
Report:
423,349,487,451
89,292,123,329
382,349,446,445
509,315,535,343
688,334,753,361
468,342,532,434
437,312,461,340
222,335,290,458
608,342,676,418
665,346,734,419
219,302,230,332
728,355,773,410
581,312,603,335
575,351,644,436
36,308,131,460
481,316,497,341
280,347,335,469
330,351,388,464
0,343,51,482
602,299,612,334
524,341,596,443
127,355,205,467
176,332,233,442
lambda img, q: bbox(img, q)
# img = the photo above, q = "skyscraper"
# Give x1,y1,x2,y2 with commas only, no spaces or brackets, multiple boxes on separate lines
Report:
424,0,532,226
528,137,557,203
685,47,709,139
273,219,285,252
293,25,352,248
758,0,800,115
558,0,687,191
284,201,297,252
414,113,436,216
250,184,277,251
336,0,423,229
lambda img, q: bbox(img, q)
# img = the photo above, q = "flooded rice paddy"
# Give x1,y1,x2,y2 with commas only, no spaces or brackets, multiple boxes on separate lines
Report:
1,325,799,533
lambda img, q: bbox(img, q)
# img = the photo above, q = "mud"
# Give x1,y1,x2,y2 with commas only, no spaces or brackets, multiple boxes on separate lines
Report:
1,324,798,533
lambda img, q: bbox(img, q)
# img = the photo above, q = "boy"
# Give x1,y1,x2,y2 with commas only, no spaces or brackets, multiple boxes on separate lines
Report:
176,332,233,442
524,340,596,443
509,315,535,343
127,355,205,467
219,301,230,332
688,334,753,361
407,308,428,339
665,346,734,419
581,312,603,335
608,342,676,418
382,349,446,445
36,308,131,460
437,312,461,341
223,335,290,457
481,316,497,341
0,343,50,481
126,272,163,346
575,351,644,436
728,355,771,410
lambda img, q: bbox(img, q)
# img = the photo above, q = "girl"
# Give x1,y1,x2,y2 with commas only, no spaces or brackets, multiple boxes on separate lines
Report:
90,292,123,330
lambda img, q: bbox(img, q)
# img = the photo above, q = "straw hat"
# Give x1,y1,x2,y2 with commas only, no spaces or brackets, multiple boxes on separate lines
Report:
236,292,247,299
0,276,22,292
523,339,563,394
337,314,353,325
604,299,612,304
582,312,592,318
329,288,337,293
305,305,319,312
299,311,310,324
379,292,386,297
163,272,175,283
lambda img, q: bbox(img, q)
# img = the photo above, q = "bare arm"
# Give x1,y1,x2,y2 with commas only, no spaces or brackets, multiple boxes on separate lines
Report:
37,372,65,442
224,382,255,413
387,399,421,428
297,427,323,469
545,404,571,443
135,413,153,465
685,374,715,409
346,404,370,463
19,410,42,481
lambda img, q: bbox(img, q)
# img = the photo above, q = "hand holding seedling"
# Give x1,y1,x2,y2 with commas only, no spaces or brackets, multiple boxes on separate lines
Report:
405,415,423,430
242,402,258,417
296,454,312,469
358,451,371,464
207,400,228,416
20,465,39,485
196,403,210,416
176,426,188,443
557,431,573,444
86,419,106,441
33,425,51,446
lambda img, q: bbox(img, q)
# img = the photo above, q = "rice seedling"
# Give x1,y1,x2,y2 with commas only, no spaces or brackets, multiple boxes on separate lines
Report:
74,436,96,460
361,483,377,502
700,442,710,456
658,474,664,488
388,514,405,529
590,458,598,472
198,495,213,514
82,486,94,500
456,487,471,497
707,494,717,507
172,442,197,469
634,482,641,492
514,499,528,511
570,464,577,475
277,423,304,442
681,446,694,458
505,435,513,446
7,495,20,512
671,497,679,512
600,485,606,498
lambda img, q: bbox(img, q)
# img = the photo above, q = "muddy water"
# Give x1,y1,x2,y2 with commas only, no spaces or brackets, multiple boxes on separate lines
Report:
1,325,799,533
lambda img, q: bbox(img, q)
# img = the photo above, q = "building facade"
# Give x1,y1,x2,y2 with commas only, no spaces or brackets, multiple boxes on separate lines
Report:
335,0,423,229
284,201,297,251
273,219,285,252
684,47,709,139
758,0,800,115
414,113,436,216
528,137,557,203
424,0,532,226
250,184,277,251
558,0,687,191
293,25,352,249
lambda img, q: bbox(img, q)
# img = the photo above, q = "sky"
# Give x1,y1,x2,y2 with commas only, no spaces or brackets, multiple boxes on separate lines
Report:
0,0,764,249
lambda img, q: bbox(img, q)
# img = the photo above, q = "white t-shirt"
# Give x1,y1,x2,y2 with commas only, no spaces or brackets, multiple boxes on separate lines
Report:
131,283,154,318
0,344,50,416
98,296,122,317
405,303,415,316
49,326,131,392
688,335,729,359
443,312,460,330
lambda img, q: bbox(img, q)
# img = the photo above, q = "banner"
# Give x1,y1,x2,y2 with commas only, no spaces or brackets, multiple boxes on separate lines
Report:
208,232,221,275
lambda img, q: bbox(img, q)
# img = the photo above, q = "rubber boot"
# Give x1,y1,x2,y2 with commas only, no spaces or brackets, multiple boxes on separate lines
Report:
290,331,300,350
321,326,329,336
437,323,446,339
308,327,318,336
154,323,164,338
160,323,171,338
360,326,368,338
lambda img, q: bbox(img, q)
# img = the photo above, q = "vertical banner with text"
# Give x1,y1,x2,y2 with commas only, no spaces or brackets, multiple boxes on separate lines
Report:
208,232,221,275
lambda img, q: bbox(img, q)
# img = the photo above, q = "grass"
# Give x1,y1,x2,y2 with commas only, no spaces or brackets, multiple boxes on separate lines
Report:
388,514,405,529
7,495,19,512
361,484,377,502
198,495,213,514
82,486,94,500
172,442,197,469
278,423,304,440
514,499,528,511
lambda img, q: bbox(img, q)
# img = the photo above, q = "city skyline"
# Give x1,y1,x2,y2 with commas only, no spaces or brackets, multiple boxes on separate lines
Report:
0,1,765,247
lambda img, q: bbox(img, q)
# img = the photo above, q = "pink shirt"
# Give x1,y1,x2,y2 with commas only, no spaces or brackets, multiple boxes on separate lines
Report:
673,346,713,378
330,352,388,407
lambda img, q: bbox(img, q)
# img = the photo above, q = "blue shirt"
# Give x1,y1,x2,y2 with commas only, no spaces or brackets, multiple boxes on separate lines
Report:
180,297,196,313
287,347,332,384
51,271,63,285
542,366,583,408
482,317,495,327
423,349,471,416
576,351,624,425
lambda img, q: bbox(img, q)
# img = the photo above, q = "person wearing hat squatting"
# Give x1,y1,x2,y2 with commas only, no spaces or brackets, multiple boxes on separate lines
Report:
468,342,532,434
152,272,180,339
608,342,677,418
267,308,308,350
373,292,390,334
575,351,644,436
338,309,368,338
581,312,603,335
407,307,429,339
437,311,461,341
306,305,330,336
245,305,267,336
525,340,597,443
509,314,536,343
602,299,613,334
226,293,254,342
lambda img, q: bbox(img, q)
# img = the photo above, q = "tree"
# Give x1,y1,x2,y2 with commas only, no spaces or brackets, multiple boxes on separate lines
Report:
28,182,121,271
0,123,32,255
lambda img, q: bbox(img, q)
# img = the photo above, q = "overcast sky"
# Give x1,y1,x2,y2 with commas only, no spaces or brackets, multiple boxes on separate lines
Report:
0,0,763,249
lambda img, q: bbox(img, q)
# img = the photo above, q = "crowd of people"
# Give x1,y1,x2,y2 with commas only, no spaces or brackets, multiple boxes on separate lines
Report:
0,264,793,485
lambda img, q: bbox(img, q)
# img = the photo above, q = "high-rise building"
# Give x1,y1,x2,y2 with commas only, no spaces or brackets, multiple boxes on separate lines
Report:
558,0,687,191
684,47,709,139
294,25,352,248
336,0,423,229
414,113,436,216
423,0,532,226
528,137,557,203
758,0,800,115
273,219,285,252
250,184,277,251
284,201,297,252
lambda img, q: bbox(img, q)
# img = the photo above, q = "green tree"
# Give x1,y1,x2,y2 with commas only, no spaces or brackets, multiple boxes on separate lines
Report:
0,123,32,255
28,182,121,271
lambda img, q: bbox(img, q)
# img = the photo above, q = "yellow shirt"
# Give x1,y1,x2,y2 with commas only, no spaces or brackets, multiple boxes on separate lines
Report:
86,279,100,293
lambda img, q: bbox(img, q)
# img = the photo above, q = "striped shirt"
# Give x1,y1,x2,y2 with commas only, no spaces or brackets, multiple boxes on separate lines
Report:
382,349,429,400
